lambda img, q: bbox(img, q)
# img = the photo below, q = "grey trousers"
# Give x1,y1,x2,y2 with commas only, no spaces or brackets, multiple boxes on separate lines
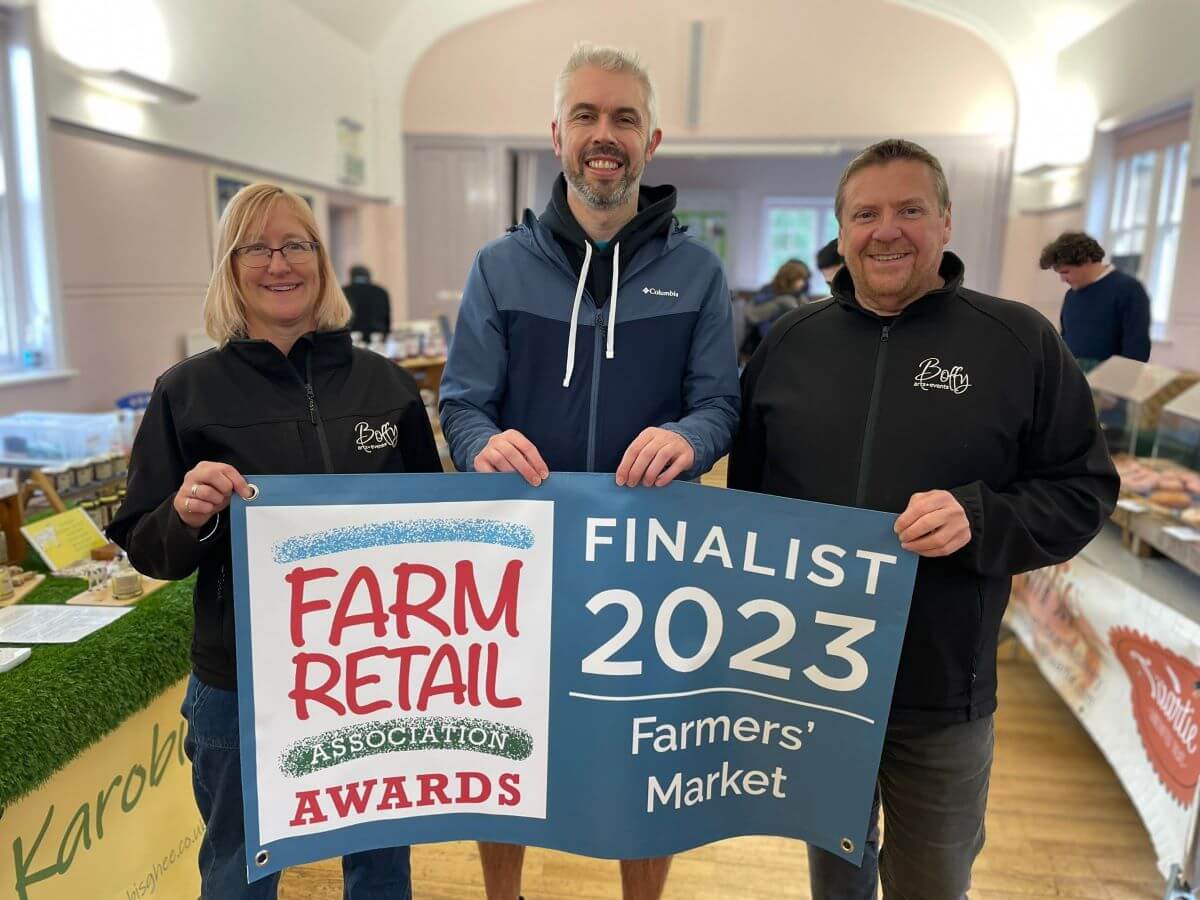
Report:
808,715,995,900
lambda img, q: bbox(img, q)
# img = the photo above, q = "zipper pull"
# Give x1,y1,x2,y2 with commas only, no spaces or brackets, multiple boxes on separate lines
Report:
881,325,890,342
595,312,606,341
305,383,316,424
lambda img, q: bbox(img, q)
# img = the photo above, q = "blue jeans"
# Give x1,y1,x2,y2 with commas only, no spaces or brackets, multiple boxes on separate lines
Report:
808,715,994,900
182,674,412,899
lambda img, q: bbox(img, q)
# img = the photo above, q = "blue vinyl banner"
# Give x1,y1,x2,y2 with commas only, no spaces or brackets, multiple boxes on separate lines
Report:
229,473,916,881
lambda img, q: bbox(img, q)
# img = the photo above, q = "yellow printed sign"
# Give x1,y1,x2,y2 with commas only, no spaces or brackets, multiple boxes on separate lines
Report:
20,508,108,573
0,680,202,900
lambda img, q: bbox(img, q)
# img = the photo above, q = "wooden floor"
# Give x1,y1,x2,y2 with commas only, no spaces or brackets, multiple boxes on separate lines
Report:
279,653,1165,899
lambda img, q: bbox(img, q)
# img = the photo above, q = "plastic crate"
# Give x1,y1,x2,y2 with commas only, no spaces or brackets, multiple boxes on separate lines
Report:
0,411,121,466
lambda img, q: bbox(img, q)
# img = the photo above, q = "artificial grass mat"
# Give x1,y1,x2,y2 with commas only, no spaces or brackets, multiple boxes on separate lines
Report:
0,573,194,806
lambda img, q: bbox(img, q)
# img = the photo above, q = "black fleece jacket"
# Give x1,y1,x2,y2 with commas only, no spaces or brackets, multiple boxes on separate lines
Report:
107,330,442,689
729,253,1118,723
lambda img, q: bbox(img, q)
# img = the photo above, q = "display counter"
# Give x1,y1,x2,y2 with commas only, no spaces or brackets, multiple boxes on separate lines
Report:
0,573,200,899
1007,523,1200,880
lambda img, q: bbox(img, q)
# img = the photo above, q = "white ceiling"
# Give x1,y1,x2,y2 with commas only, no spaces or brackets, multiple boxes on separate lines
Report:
289,0,1136,58
288,0,418,50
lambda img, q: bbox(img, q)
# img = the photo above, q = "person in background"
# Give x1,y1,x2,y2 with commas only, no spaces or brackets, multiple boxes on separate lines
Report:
816,237,844,287
343,263,392,342
109,183,440,900
731,139,1117,899
439,42,739,900
1039,231,1151,369
740,258,810,359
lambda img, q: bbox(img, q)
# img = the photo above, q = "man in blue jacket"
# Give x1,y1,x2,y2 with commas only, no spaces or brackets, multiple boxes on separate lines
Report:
1039,230,1152,368
439,43,740,900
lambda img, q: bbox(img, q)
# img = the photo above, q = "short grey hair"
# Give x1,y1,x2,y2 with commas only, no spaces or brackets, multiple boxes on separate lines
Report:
554,43,657,134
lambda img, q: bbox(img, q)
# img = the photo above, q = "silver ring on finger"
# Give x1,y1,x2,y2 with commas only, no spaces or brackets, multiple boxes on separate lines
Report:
189,483,199,498
184,498,192,513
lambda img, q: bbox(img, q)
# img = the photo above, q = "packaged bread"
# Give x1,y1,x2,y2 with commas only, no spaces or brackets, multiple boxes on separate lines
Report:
1149,490,1193,509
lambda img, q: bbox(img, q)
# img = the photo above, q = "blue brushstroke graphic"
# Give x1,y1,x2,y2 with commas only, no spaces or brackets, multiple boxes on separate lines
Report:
272,518,534,564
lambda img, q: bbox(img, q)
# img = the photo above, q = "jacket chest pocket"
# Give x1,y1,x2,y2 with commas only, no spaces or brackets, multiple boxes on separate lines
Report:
190,421,310,474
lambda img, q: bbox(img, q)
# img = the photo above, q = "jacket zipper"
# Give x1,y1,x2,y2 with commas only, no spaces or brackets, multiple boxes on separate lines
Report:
854,324,890,506
297,353,334,473
587,311,605,472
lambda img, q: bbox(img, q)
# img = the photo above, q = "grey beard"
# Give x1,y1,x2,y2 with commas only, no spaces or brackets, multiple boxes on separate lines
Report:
566,167,639,210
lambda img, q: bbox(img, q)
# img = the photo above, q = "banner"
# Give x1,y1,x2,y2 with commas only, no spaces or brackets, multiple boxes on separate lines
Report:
230,474,917,882
1008,550,1200,877
2,680,202,900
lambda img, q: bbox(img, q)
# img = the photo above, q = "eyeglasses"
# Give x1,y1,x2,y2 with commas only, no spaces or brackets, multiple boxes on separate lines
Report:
233,240,319,268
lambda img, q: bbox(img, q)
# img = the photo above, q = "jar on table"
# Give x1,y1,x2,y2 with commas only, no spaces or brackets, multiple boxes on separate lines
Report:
73,458,96,486
99,494,119,527
80,499,102,530
110,556,143,601
94,454,114,482
109,450,128,479
44,465,74,495
0,532,10,602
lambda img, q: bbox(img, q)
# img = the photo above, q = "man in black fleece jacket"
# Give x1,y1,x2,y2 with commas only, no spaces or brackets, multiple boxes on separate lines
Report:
729,139,1117,899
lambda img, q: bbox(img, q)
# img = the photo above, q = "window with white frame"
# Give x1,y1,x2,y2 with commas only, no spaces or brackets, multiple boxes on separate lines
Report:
761,198,839,293
0,8,60,375
1107,137,1190,326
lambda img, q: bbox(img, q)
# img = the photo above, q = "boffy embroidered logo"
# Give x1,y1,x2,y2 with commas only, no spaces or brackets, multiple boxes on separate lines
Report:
355,421,398,453
913,357,971,395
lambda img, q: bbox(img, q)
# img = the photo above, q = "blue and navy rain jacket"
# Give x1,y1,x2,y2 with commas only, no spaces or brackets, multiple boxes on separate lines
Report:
439,208,740,478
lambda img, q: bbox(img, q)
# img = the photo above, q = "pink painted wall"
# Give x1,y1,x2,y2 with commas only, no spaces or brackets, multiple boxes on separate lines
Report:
404,0,1016,140
0,127,402,416
1157,181,1200,371
997,206,1085,325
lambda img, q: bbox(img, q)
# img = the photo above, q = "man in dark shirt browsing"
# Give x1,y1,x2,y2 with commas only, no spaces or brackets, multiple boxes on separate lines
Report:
1040,231,1151,368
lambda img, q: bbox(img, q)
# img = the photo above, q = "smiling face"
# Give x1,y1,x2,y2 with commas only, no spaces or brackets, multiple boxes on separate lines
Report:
234,204,321,337
551,65,662,210
837,160,952,314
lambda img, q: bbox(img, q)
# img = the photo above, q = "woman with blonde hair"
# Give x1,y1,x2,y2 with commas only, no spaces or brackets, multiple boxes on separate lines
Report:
110,182,439,899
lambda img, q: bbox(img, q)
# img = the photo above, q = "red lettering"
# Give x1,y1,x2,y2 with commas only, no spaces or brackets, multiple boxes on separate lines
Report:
345,647,394,715
290,789,329,826
390,645,431,711
466,643,482,706
287,566,338,647
454,560,521,637
289,653,345,719
325,779,378,818
376,775,412,811
417,644,467,710
330,566,387,646
456,771,491,804
391,564,451,638
484,642,521,708
416,772,451,807
498,773,521,807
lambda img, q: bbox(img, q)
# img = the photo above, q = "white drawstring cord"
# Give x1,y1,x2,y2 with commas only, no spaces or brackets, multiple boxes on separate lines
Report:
562,241,593,387
606,242,620,359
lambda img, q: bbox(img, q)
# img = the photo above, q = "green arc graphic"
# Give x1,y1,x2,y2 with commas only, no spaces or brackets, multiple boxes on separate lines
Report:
279,716,533,777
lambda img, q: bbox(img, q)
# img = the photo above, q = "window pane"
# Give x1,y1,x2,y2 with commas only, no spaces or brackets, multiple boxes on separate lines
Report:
1109,159,1128,233
1172,142,1190,224
1157,146,1178,227
822,209,839,244
1150,226,1179,325
1126,151,1157,228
